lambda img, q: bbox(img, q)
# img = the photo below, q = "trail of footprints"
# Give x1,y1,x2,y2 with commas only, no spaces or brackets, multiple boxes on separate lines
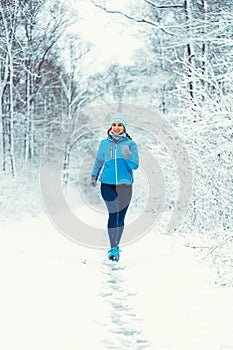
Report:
99,261,150,350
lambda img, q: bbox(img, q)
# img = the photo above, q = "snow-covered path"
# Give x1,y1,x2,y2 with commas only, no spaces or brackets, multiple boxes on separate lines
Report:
1,216,233,350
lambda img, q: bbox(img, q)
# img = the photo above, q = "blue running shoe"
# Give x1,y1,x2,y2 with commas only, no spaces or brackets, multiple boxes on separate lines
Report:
108,247,120,262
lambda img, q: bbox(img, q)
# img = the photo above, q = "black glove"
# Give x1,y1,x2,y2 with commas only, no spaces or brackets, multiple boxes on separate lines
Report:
91,175,97,187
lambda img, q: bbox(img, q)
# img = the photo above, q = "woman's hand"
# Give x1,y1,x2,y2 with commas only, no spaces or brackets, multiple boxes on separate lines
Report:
121,145,131,158
91,175,97,187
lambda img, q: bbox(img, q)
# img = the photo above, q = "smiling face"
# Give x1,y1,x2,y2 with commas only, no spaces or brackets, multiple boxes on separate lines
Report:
111,122,125,135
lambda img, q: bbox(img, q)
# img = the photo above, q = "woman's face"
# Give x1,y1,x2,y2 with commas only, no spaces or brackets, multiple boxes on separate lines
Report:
111,122,124,135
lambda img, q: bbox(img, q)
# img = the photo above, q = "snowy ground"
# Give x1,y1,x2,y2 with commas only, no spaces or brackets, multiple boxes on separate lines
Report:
1,215,233,350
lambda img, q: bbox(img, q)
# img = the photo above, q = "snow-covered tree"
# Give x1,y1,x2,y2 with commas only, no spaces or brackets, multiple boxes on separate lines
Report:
88,0,233,233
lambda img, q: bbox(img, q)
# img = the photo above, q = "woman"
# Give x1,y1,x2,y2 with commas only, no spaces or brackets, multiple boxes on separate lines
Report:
91,116,139,262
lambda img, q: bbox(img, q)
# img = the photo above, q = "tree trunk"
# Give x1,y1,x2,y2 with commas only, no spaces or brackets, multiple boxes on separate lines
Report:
63,142,71,187
0,98,7,172
0,1,16,176
9,50,16,177
184,0,195,101
0,58,8,172
200,0,208,91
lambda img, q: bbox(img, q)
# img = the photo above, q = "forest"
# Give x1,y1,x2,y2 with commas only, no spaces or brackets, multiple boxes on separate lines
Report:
1,3,233,348
0,0,232,237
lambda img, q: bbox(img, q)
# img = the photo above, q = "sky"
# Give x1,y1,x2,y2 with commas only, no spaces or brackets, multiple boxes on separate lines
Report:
67,0,146,72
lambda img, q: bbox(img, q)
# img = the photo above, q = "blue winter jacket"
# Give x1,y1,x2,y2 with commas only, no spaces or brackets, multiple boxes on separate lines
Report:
91,135,139,185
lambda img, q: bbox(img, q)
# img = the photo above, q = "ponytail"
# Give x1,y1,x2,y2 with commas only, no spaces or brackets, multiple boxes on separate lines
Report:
125,132,132,140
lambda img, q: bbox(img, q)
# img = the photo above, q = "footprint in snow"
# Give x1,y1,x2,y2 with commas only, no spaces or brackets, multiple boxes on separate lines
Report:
98,260,150,350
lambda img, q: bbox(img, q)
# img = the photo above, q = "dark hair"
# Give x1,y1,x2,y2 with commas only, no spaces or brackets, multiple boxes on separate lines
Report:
107,127,132,140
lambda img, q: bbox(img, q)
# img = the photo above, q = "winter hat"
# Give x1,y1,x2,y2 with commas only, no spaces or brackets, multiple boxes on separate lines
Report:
109,114,127,129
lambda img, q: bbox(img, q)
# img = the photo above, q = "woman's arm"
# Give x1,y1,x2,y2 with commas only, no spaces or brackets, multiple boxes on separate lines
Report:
91,142,105,179
123,141,139,170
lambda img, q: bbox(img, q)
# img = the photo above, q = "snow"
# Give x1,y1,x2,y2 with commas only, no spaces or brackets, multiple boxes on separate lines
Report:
1,215,233,350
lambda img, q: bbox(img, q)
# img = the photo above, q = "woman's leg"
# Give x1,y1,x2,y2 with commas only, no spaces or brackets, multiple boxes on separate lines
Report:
115,185,132,246
100,183,119,248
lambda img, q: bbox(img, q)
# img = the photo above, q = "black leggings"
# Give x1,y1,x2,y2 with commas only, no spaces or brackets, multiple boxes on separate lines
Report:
100,183,132,248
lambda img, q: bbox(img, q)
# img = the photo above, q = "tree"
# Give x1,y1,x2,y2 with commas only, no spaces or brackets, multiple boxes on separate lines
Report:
0,0,74,175
88,0,233,233
17,0,73,160
0,0,21,176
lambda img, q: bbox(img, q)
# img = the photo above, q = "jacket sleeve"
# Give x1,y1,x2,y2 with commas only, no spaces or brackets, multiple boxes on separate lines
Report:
126,141,139,170
91,142,104,179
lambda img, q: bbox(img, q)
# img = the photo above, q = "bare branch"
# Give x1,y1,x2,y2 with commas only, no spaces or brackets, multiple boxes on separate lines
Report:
90,0,176,36
144,0,184,9
202,236,233,260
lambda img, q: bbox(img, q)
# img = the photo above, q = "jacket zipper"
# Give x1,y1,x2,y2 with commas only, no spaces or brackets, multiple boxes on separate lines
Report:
110,146,113,159
114,144,118,184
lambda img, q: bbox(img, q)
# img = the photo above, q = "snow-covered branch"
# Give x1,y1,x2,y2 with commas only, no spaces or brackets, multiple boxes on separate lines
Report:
144,0,183,9
90,0,176,36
